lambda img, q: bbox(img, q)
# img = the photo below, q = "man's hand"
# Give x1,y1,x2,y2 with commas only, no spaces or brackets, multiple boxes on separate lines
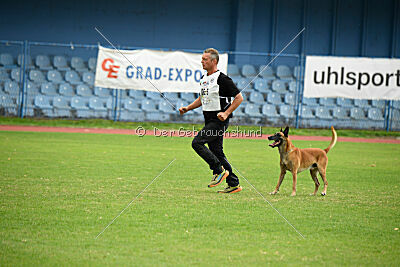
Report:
179,106,189,115
217,112,229,121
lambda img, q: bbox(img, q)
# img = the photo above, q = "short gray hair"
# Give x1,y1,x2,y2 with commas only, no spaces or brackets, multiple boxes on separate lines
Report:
203,48,219,63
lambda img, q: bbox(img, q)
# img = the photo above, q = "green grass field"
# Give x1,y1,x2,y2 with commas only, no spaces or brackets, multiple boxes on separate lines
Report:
1,130,399,265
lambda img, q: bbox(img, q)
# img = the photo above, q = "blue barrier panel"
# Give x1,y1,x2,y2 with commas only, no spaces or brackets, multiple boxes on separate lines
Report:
0,39,398,131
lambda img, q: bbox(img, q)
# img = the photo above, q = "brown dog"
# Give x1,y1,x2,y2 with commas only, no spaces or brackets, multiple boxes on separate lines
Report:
268,126,337,196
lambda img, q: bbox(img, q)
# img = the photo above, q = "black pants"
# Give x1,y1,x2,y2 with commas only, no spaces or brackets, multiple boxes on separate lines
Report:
191,120,240,187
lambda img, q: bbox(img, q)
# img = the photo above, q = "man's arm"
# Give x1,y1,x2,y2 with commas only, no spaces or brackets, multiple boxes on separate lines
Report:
179,96,202,115
217,93,243,121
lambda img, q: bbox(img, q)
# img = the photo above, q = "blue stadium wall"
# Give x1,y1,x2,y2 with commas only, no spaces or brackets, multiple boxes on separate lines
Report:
1,0,399,61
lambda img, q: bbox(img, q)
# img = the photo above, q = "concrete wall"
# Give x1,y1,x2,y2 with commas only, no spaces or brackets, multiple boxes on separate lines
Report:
1,0,399,64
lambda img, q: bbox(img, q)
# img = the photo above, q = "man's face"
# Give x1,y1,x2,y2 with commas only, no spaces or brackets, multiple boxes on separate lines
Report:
201,53,216,71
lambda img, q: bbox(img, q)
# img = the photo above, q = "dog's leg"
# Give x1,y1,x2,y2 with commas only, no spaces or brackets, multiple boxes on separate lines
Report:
270,168,286,195
318,167,328,196
310,168,320,195
291,171,298,196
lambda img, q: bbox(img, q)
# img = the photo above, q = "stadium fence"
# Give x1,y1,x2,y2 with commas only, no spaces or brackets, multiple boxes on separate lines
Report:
0,40,398,131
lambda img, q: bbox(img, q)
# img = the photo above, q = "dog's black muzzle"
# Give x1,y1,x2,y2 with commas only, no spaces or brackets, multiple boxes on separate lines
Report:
268,135,282,148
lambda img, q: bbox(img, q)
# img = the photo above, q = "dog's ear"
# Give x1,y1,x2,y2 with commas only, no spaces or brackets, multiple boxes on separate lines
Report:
283,126,289,137
280,127,283,133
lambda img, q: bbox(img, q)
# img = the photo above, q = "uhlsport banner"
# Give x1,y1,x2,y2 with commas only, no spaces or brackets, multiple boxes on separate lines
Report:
94,46,228,93
304,56,400,100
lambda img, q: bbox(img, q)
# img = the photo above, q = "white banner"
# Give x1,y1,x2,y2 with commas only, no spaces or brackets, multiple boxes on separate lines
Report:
304,56,400,100
94,46,228,93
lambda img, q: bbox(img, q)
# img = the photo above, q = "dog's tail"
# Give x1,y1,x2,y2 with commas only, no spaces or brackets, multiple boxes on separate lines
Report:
324,126,337,154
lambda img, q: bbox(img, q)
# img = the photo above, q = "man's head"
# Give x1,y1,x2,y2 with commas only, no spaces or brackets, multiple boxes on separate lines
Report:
202,48,219,73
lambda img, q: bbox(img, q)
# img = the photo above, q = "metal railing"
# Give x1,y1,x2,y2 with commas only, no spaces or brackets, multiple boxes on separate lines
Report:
0,40,398,131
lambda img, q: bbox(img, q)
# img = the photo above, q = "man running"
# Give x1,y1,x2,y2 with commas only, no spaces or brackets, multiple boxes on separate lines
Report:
179,48,243,193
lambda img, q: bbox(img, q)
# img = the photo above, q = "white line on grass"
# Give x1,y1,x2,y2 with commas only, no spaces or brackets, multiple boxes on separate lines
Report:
95,158,176,239
94,27,177,110
231,164,305,239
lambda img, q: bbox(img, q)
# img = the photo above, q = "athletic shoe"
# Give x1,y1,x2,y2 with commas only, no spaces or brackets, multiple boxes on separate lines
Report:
217,185,242,194
208,168,229,188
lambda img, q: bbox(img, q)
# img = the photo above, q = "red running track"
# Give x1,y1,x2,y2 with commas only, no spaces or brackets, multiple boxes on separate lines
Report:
1,125,399,144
